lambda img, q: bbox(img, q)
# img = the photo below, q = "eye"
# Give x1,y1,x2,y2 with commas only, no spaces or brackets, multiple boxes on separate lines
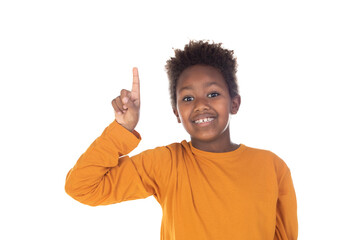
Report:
208,92,220,98
183,96,194,102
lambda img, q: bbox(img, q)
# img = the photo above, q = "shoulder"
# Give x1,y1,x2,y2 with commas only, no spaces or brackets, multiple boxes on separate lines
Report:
139,140,191,158
243,145,292,189
166,140,191,152
242,144,289,173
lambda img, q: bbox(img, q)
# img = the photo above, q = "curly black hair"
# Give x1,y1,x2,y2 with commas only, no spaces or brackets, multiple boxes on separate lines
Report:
165,40,239,109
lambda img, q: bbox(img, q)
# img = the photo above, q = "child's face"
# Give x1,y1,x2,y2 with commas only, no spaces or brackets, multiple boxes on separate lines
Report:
173,65,240,145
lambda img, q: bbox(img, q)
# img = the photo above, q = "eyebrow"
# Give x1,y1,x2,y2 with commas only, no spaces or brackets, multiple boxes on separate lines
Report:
178,82,222,93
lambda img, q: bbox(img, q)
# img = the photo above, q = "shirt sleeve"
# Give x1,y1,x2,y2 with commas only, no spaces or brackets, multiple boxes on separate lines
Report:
274,166,298,240
64,120,166,206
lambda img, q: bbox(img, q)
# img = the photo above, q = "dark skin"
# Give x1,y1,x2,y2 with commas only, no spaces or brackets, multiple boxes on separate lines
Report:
173,65,241,153
111,66,241,153
111,67,140,132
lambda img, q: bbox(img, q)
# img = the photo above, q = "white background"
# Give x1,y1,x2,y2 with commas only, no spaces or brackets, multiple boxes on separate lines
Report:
1,0,357,239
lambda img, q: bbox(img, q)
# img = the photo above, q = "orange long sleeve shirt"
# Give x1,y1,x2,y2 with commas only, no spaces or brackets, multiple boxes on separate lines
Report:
65,120,298,240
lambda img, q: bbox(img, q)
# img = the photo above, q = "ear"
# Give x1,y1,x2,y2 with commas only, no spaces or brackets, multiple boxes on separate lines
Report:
173,108,181,123
230,95,241,114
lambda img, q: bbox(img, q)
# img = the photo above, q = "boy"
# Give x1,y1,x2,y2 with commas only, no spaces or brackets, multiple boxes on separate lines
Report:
65,40,298,240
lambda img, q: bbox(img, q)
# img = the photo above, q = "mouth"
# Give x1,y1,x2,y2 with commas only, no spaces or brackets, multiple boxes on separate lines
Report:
194,117,215,124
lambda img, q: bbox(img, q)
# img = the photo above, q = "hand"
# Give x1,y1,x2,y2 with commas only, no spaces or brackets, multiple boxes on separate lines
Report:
111,67,140,132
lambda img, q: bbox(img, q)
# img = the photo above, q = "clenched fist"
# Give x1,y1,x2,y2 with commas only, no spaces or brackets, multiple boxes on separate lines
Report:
111,67,140,132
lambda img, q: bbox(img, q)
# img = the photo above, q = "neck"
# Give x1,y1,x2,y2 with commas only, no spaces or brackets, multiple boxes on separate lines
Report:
190,127,239,153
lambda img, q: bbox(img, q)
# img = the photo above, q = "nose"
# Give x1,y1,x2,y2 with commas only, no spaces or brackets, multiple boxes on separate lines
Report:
193,97,210,112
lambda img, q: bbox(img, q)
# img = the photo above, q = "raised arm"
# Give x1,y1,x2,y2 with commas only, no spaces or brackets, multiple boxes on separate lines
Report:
65,68,160,206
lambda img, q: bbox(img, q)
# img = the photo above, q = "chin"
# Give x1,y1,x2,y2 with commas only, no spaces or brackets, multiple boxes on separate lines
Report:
191,127,230,143
191,133,221,143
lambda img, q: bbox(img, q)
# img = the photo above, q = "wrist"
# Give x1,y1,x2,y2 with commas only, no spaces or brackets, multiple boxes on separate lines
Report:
115,120,135,132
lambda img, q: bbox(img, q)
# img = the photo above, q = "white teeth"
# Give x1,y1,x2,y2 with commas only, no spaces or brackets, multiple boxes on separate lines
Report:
195,118,214,124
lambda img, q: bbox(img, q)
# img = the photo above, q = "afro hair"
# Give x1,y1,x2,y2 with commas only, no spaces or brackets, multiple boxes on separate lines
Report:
165,40,239,108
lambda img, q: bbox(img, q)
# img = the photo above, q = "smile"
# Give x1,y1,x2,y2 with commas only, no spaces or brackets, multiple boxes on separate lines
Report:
194,117,214,124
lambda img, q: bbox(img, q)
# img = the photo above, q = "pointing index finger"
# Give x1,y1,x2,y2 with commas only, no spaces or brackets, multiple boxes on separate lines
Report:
131,67,140,100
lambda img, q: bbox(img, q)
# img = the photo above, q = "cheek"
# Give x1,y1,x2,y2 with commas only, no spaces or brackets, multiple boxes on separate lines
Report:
216,99,231,114
179,108,195,129
177,104,190,120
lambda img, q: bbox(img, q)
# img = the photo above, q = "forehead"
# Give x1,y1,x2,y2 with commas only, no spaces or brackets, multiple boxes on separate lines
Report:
176,65,227,91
